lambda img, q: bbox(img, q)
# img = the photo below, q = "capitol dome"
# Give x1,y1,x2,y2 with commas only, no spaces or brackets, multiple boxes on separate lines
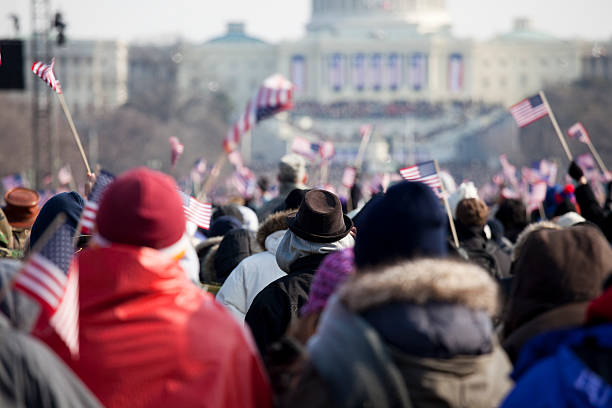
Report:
308,0,451,34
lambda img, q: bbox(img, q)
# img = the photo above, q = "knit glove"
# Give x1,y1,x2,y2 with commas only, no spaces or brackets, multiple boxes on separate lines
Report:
568,161,585,182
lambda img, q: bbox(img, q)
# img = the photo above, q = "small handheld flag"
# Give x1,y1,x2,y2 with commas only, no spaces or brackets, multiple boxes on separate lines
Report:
13,219,79,356
399,160,443,197
568,122,590,144
79,170,115,235
509,94,548,128
32,59,62,94
169,136,184,168
179,191,212,230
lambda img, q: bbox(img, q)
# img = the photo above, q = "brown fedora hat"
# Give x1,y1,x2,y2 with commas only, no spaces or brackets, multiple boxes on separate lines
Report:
287,189,353,243
3,187,40,228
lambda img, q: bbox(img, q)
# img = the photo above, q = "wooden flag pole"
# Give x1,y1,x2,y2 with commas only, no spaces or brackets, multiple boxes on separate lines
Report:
198,153,227,201
434,160,459,249
57,93,92,174
586,139,609,175
354,126,373,169
539,91,573,162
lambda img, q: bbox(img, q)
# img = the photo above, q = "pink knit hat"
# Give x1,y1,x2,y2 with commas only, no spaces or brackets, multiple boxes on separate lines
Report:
301,247,355,316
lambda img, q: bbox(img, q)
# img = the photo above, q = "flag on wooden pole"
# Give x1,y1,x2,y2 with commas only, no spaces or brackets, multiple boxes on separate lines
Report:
568,122,590,144
13,219,79,356
78,170,115,235
509,94,548,128
32,59,62,94
169,136,184,168
224,74,294,154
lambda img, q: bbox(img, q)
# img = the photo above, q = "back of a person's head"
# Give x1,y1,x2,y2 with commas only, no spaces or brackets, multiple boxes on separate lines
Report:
495,199,527,229
211,204,244,224
455,198,488,228
278,154,306,184
354,181,447,269
29,191,85,250
505,225,612,333
96,167,186,249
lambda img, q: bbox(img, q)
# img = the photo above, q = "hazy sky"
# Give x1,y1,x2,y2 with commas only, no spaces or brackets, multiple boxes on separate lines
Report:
2,0,611,43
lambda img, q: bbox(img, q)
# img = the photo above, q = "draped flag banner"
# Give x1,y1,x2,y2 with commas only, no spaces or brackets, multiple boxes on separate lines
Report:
223,74,294,154
79,170,115,235
448,54,464,92
290,55,306,95
370,54,382,91
352,54,366,91
32,59,62,94
410,53,427,91
328,53,345,91
387,53,401,90
14,221,79,356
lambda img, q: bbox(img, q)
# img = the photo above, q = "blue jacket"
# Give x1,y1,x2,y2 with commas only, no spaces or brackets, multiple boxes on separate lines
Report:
502,324,612,407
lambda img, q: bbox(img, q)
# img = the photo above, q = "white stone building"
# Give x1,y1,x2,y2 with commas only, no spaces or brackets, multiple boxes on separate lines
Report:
52,40,128,118
176,0,598,173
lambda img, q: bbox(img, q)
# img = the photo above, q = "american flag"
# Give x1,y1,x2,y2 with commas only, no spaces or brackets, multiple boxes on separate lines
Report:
359,124,373,140
80,170,115,235
179,191,212,230
509,94,549,128
169,136,184,167
32,58,62,94
232,166,256,199
319,141,335,160
399,160,443,196
342,166,357,188
224,74,294,154
14,222,79,356
1,173,25,192
568,122,590,144
291,136,321,160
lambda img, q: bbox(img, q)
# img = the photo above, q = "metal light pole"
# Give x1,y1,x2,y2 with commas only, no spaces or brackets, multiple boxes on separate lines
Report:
30,0,53,189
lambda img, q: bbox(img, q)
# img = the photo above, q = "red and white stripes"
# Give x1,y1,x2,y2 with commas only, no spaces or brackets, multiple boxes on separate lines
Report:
32,58,63,94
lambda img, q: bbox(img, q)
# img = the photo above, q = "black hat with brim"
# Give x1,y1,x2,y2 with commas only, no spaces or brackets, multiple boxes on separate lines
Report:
287,189,353,243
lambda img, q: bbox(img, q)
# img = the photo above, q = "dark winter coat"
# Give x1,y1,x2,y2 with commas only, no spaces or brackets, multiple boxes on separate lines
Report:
575,183,612,242
455,221,511,280
281,259,513,408
246,253,325,355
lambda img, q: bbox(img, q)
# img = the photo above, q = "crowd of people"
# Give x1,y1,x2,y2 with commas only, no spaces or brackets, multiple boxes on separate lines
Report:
0,151,611,407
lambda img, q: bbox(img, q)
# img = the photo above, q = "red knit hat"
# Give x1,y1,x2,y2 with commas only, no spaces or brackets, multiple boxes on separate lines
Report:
96,167,186,249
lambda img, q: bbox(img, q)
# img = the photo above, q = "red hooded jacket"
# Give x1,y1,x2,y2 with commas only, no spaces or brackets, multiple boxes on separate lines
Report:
39,244,272,408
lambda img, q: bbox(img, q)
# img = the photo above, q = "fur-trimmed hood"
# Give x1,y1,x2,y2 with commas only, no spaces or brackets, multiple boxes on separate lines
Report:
256,209,294,249
196,236,223,284
339,258,499,316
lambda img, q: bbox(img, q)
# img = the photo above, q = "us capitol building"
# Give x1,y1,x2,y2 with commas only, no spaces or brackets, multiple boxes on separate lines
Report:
177,0,599,173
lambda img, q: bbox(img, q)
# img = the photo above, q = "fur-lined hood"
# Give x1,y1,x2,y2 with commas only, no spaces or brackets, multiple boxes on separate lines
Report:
256,209,294,249
339,258,499,316
196,236,223,284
